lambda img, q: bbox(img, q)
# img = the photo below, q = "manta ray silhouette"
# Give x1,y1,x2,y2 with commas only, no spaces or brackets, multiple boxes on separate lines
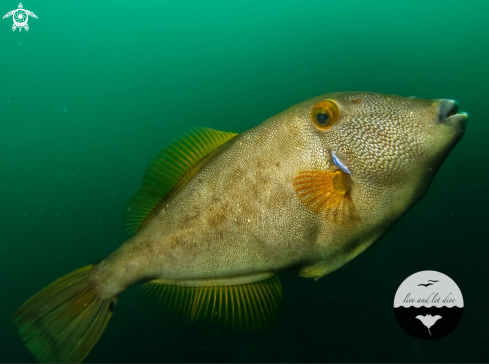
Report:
416,314,442,335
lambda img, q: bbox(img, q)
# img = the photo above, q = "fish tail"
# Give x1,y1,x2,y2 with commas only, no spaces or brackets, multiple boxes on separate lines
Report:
12,265,116,363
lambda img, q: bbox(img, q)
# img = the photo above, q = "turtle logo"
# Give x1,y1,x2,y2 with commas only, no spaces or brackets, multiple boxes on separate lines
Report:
3,3,37,32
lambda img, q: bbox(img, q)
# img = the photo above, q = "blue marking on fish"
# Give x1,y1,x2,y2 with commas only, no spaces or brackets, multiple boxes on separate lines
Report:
332,151,351,174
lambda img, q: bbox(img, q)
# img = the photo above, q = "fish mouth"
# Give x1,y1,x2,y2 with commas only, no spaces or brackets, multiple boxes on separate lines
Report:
438,99,468,131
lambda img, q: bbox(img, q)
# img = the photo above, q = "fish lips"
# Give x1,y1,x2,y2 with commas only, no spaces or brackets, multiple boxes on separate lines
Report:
438,99,469,132
445,112,469,133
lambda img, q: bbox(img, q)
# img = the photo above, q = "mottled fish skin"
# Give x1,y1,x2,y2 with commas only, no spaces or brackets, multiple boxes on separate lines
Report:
91,92,467,298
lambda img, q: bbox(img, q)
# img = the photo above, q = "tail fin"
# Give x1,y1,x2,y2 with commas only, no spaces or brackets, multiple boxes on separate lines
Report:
12,265,116,363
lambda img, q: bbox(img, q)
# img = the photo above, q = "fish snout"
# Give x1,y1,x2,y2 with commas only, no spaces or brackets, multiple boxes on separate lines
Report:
438,99,469,130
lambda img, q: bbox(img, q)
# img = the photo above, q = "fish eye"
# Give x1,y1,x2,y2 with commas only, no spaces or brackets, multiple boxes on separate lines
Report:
316,113,329,124
310,100,340,130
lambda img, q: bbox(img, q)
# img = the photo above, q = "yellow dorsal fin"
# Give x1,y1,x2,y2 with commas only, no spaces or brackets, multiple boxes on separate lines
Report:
293,170,351,213
139,276,282,331
124,127,238,235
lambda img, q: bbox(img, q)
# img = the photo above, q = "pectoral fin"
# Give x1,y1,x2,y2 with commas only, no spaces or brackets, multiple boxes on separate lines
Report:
139,275,282,331
293,170,351,213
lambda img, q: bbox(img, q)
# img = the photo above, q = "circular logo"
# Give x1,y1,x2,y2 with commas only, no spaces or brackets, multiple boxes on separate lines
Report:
393,270,463,340
13,9,28,27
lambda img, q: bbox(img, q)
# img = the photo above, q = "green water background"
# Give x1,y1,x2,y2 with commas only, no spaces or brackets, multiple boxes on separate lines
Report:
1,0,488,362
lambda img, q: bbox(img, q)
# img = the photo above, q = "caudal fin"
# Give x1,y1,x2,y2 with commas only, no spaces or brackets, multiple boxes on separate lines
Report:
12,265,116,363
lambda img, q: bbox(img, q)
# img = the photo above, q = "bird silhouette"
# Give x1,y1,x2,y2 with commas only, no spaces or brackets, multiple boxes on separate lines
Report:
428,280,439,282
417,283,433,287
416,314,442,335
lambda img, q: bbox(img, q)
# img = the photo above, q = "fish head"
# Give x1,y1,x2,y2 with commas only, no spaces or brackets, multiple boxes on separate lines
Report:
294,91,468,220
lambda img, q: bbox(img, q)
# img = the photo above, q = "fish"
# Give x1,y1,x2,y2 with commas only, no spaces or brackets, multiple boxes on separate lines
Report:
12,92,468,362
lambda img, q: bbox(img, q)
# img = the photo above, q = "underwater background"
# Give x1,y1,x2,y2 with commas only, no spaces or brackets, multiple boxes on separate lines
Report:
1,0,488,362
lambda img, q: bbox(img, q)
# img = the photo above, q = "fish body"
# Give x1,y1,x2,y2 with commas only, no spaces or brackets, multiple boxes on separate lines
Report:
93,92,466,294
12,92,468,362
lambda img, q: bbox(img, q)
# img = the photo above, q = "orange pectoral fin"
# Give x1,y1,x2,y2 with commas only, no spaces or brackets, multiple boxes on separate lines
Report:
293,170,351,213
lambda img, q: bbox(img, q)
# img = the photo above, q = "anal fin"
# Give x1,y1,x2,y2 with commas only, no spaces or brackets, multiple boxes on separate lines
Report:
139,275,282,331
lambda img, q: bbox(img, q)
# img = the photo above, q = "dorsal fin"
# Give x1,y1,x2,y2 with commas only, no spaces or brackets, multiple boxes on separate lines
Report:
123,127,238,235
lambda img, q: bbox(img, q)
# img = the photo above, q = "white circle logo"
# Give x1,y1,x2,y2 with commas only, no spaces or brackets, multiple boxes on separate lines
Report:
393,270,463,340
13,9,28,28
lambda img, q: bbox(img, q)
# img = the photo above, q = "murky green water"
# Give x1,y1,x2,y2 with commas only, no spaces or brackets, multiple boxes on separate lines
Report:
1,0,487,362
